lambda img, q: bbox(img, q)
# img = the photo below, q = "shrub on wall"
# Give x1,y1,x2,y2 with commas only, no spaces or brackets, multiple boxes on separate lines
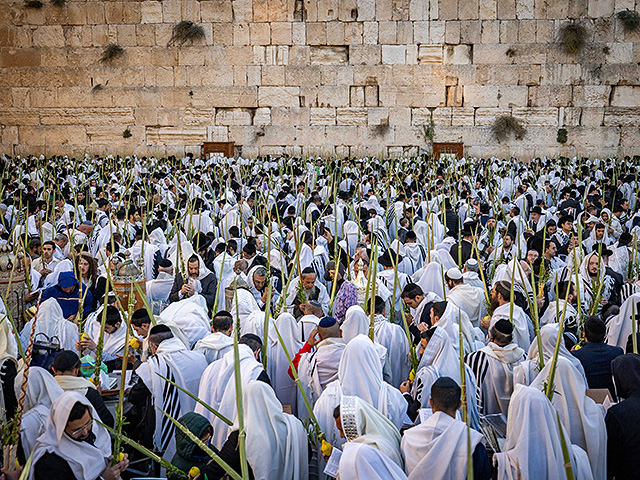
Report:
558,22,588,55
168,21,206,47
492,115,527,142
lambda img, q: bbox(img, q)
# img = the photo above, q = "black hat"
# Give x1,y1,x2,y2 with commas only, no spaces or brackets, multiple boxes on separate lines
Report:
531,206,542,215
494,319,514,335
192,232,212,252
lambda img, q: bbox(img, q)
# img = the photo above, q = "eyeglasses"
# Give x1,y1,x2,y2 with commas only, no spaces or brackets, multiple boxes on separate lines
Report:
69,416,93,438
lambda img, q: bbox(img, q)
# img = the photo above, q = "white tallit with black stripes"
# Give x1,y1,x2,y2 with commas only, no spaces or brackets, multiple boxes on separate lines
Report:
136,336,208,461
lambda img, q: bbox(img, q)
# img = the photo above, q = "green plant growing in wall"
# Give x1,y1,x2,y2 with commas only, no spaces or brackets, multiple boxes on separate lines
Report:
51,0,65,6
100,44,125,63
492,115,527,142
558,22,588,55
617,9,640,32
169,21,206,47
24,0,43,8
123,128,132,139
557,128,568,144
372,118,390,137
421,110,435,146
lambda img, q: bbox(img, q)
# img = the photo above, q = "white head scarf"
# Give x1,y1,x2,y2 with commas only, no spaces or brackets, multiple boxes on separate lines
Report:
30,391,111,480
21,298,78,351
527,324,586,378
15,366,64,411
415,262,446,299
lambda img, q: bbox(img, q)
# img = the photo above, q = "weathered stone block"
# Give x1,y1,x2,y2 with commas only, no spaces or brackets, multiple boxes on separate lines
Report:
317,85,349,106
215,108,253,125
382,45,406,64
349,45,381,65
336,107,368,125
418,45,443,63
306,22,327,44
464,85,499,107
357,0,376,21
588,0,614,17
271,22,293,45
479,0,497,19
452,107,476,126
258,86,300,106
146,127,207,145
250,23,271,45
604,107,639,126
310,46,349,64
33,26,65,48
444,44,472,64
40,107,135,125
201,0,233,22
363,21,379,43
573,86,611,107
310,107,336,125
512,107,559,125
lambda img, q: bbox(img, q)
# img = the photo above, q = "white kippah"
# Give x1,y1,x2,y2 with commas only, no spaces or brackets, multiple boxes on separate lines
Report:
446,267,463,280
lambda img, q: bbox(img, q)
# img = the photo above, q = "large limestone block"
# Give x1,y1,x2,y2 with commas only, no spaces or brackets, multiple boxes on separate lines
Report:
258,86,300,107
141,1,162,23
310,107,336,125
310,46,349,64
40,107,135,126
418,45,443,63
464,85,500,107
350,45,382,65
146,127,207,145
336,107,368,125
215,108,253,126
0,109,39,126
572,86,611,107
382,45,407,64
512,107,559,125
191,86,258,107
444,44,472,64
604,107,640,126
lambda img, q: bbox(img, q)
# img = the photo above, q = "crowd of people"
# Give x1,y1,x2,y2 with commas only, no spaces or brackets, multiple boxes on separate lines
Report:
0,152,639,479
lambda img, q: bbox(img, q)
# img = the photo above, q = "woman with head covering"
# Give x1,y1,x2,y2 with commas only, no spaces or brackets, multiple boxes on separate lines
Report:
31,391,128,480
14,367,64,457
494,385,594,480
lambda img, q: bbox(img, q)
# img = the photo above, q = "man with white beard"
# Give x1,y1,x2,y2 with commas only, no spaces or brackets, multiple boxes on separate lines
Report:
444,267,486,328
286,267,330,317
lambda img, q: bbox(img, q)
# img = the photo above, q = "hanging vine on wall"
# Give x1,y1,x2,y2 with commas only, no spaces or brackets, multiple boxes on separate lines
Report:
558,22,588,55
492,115,527,142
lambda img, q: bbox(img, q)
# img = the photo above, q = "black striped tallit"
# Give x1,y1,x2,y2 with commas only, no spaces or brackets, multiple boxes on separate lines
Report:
159,364,181,452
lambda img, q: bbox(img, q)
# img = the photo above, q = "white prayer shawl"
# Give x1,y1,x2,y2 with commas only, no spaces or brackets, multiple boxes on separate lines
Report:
137,337,207,460
606,292,640,349
20,298,78,352
146,271,174,310
267,313,303,414
494,385,595,480
167,232,194,271
413,262,446,300
158,294,210,347
340,395,404,469
299,243,314,272
193,332,234,364
340,221,360,257
338,443,409,480
148,227,169,257
401,411,483,480
376,269,409,315
341,305,369,343
469,342,525,416
285,276,331,315
539,299,578,328
403,242,426,274
83,305,127,357
513,323,587,386
446,283,487,328
436,302,479,355
127,240,159,281
243,381,309,480
413,327,480,428
462,271,485,290
42,258,74,289
489,302,531,352
530,357,606,480
226,286,261,334
0,298,18,367
297,337,346,407
29,392,111,480
373,314,411,388
54,374,97,395
196,345,265,450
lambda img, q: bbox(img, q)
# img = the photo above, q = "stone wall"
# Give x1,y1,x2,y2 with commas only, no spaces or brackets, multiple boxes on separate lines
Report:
1,0,639,159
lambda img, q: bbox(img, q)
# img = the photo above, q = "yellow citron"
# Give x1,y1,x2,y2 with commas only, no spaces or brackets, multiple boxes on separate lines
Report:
408,369,415,382
189,466,200,478
116,452,125,462
81,333,90,340
321,439,333,457
129,337,141,350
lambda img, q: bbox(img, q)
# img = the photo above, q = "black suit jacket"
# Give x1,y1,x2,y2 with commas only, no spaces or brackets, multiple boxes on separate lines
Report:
169,271,218,313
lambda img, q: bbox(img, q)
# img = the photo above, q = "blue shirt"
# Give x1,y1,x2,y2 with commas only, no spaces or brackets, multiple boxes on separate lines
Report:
40,284,94,319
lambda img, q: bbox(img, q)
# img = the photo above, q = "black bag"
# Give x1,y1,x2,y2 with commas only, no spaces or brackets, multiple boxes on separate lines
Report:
30,333,62,371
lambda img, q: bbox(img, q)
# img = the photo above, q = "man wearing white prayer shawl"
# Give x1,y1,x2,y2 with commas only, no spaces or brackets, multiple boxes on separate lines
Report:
286,267,331,316
127,237,161,281
196,336,269,450
334,395,404,468
411,261,447,303
411,326,480,430
145,258,174,314
31,391,128,480
539,280,579,331
494,385,595,480
224,277,261,332
376,250,409,320
193,311,234,364
433,300,480,355
78,305,127,363
444,267,487,328
337,443,408,480
157,293,210,347
314,334,409,451
14,367,64,458
514,323,587,386
136,325,207,461
368,295,411,388
199,380,309,480
169,253,217,314
266,312,303,414
465,320,525,416
20,298,79,352
290,316,346,411
402,377,490,480
530,357,607,480
486,280,532,351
